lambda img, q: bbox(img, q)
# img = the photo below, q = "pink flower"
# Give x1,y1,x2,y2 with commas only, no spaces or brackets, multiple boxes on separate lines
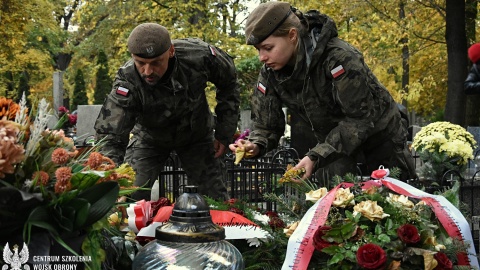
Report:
235,129,250,142
58,106,69,114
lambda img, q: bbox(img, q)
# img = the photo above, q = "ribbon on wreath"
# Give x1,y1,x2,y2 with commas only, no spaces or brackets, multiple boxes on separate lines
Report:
126,200,151,233
282,174,478,269
381,177,478,268
282,183,346,270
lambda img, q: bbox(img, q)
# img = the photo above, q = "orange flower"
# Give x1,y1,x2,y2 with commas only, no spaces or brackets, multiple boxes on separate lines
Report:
86,152,115,170
0,120,25,178
51,148,70,165
54,167,72,193
0,97,20,120
32,171,49,186
87,152,103,169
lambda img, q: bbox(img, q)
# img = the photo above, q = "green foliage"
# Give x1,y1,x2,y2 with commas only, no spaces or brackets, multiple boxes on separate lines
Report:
240,234,288,270
93,51,111,104
72,69,88,109
236,56,262,109
17,71,30,107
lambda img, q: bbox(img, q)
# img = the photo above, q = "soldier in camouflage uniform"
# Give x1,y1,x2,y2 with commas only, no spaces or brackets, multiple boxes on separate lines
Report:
230,2,416,182
95,23,240,200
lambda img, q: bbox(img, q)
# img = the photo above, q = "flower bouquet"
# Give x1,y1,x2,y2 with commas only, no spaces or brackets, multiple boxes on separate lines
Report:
412,121,477,182
237,166,477,270
0,95,137,268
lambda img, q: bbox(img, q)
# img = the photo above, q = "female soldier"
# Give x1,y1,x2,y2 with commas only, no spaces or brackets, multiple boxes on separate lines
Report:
230,2,416,182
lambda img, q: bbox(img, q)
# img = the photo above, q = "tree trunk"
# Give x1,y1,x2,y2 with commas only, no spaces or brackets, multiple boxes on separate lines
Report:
465,0,480,126
444,0,468,126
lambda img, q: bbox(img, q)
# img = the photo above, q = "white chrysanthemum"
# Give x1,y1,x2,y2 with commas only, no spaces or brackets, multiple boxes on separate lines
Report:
246,237,263,247
252,210,270,225
412,121,477,167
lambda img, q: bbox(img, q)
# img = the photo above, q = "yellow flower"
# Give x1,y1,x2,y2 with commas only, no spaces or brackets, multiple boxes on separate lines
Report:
279,164,306,183
108,212,121,226
125,230,136,241
332,188,354,208
425,236,446,251
353,200,390,221
386,193,415,208
305,188,328,202
283,221,300,237
412,121,477,170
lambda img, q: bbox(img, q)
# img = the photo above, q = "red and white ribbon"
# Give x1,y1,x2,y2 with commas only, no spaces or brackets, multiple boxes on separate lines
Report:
282,184,345,270
126,200,151,233
282,178,478,269
381,177,478,268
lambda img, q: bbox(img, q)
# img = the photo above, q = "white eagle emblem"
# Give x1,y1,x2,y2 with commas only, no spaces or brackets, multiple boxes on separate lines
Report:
2,243,30,270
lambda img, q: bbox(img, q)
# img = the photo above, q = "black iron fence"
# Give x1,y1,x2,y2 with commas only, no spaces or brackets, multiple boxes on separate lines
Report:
157,147,301,211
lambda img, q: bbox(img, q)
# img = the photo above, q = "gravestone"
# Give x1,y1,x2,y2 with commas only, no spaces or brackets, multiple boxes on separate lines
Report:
239,110,252,132
53,71,64,112
467,126,480,155
76,105,102,146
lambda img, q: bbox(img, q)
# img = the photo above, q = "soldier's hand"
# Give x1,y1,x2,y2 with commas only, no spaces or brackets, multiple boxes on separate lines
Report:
214,139,226,158
229,139,259,157
294,156,315,179
230,139,258,165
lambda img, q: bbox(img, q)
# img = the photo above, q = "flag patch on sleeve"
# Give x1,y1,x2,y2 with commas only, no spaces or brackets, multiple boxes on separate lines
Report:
331,65,345,78
116,86,129,97
208,45,216,56
257,82,266,95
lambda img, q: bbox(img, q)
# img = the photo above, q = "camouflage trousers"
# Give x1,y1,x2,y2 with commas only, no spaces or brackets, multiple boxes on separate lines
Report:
316,126,417,187
125,132,229,201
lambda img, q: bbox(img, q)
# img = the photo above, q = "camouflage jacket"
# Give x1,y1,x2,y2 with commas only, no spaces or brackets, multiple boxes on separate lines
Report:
248,12,405,167
95,38,240,163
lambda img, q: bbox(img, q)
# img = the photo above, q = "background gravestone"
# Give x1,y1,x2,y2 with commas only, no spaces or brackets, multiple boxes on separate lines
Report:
467,126,480,157
464,126,480,217
76,105,102,146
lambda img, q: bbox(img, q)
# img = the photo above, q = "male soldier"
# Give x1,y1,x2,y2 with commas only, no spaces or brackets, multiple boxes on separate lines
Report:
229,2,417,183
95,23,240,200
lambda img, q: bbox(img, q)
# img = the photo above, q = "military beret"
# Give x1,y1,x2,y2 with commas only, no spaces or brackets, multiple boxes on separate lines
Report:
245,2,292,45
127,23,171,58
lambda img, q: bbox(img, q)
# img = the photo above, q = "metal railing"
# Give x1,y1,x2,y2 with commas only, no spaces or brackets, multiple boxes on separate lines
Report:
157,147,300,211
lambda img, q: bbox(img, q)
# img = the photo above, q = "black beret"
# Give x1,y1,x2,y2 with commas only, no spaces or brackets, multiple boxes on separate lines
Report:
245,2,292,45
127,23,171,58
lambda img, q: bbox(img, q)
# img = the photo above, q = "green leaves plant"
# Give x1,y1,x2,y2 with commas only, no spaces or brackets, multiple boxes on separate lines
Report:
77,181,119,228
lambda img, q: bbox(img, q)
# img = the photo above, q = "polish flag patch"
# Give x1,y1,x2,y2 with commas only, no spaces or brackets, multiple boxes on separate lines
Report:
257,82,266,95
208,45,216,56
331,65,345,78
116,86,129,96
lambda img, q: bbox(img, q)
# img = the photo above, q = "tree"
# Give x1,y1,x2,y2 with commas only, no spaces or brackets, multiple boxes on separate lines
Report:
72,69,88,110
17,71,30,108
444,0,468,125
93,51,111,104
465,0,480,126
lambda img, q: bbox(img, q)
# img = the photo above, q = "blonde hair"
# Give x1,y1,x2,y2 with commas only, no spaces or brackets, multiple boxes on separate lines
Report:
271,11,306,38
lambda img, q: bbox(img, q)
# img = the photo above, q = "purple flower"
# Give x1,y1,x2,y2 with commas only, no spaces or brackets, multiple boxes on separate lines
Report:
235,129,250,142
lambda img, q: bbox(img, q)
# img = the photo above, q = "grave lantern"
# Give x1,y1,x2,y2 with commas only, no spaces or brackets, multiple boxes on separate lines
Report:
132,186,245,269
